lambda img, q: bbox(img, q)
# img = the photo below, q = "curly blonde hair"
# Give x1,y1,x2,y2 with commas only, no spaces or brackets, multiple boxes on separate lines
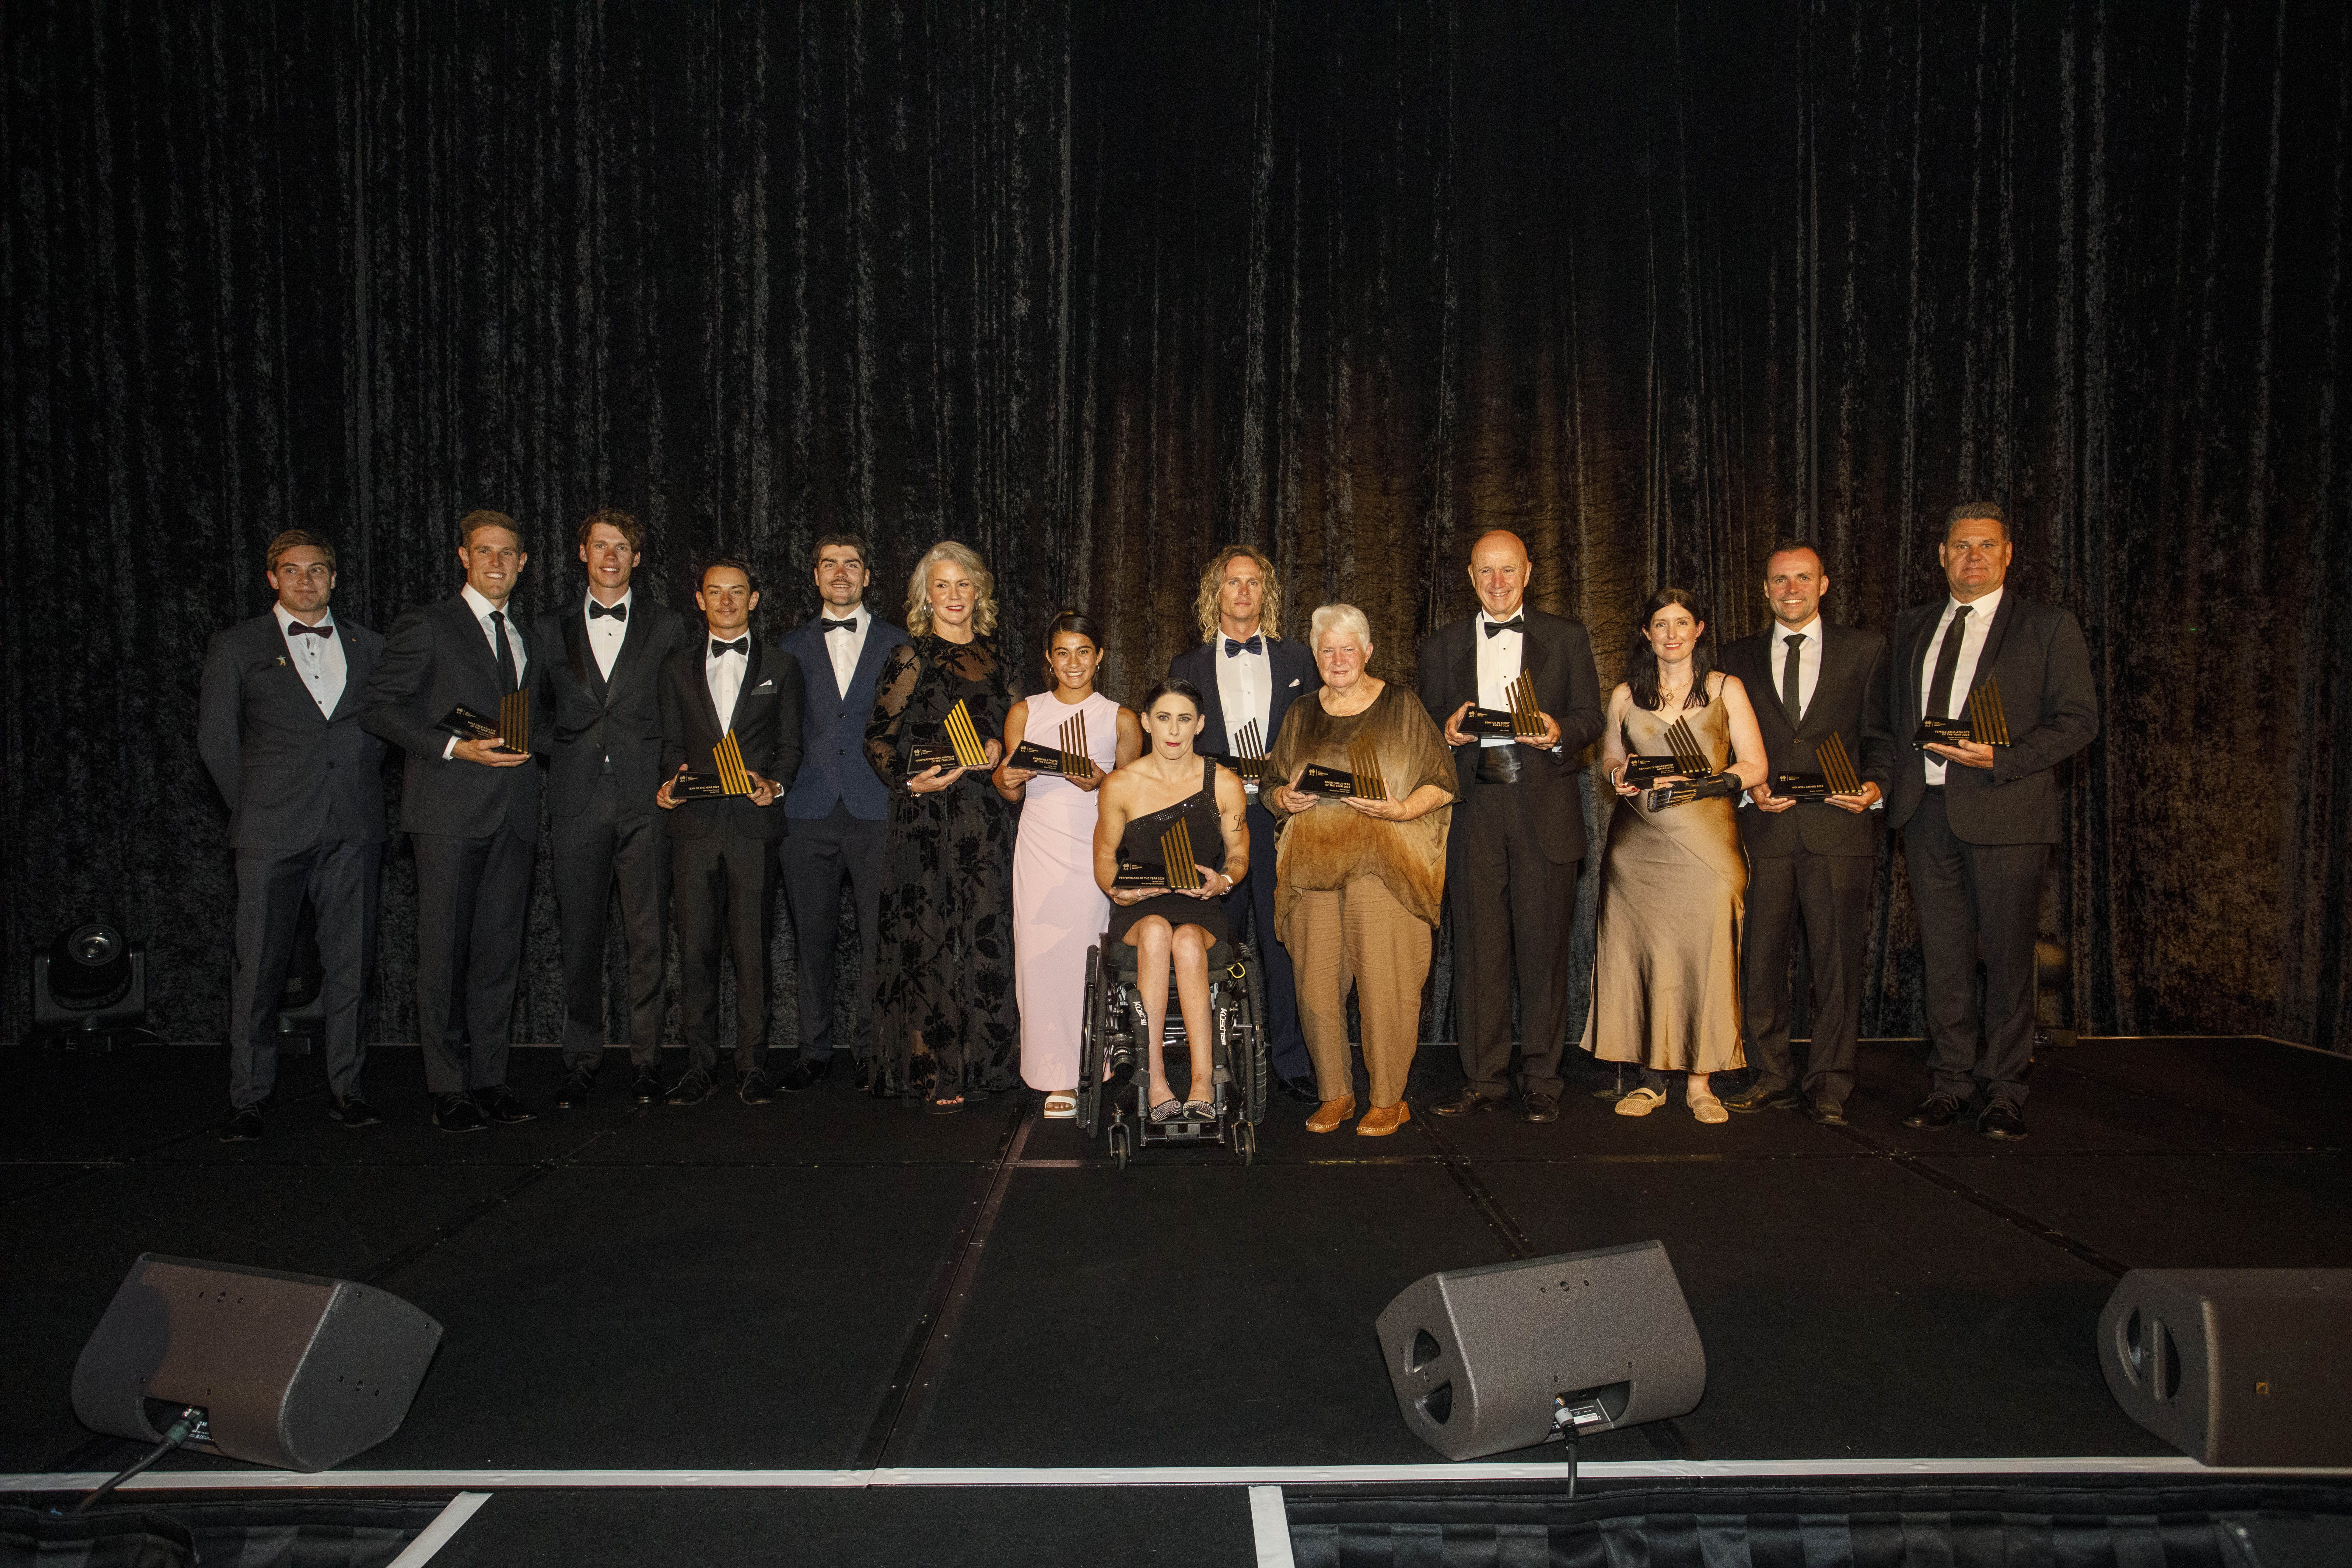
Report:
904,540,1000,637
1193,544,1282,644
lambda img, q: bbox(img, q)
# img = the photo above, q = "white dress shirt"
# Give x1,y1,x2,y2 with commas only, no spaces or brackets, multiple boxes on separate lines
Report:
275,604,345,716
1768,613,1824,720
584,589,631,680
1919,584,2003,786
1213,626,1274,754
820,602,873,699
1474,607,1526,748
706,634,749,730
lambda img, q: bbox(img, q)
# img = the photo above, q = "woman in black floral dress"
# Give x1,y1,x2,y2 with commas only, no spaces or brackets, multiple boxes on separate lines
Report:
864,541,1021,1110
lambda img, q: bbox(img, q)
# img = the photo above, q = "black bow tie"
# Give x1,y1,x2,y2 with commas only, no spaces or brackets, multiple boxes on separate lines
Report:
711,637,748,658
822,617,858,634
1224,634,1263,658
285,621,332,639
1483,617,1525,639
588,600,626,621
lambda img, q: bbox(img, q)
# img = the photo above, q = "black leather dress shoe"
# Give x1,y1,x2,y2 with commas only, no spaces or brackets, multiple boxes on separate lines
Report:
667,1068,714,1106
476,1085,536,1124
1432,1087,1499,1117
738,1070,776,1105
328,1094,385,1128
1724,1083,1801,1113
1805,1098,1847,1126
219,1107,265,1142
630,1065,663,1104
1977,1102,2028,1141
556,1065,598,1108
777,1057,834,1093
1275,1074,1320,1105
433,1092,486,1133
1520,1092,1561,1124
1901,1092,1967,1130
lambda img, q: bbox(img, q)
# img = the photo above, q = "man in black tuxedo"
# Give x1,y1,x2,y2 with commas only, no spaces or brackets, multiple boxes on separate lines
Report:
360,509,544,1133
1419,530,1605,1122
1167,544,1320,1099
200,530,390,1140
1883,502,2098,1140
775,534,907,1092
657,559,805,1106
534,509,692,1110
1718,540,1893,1126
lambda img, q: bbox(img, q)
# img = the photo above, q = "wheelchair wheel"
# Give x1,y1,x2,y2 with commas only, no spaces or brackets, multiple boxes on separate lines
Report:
1233,1118,1256,1166
1108,1119,1130,1169
1077,946,1107,1138
1233,941,1272,1126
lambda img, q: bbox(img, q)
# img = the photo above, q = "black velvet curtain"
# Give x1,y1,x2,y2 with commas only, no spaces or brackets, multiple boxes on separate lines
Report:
4,1,2346,1052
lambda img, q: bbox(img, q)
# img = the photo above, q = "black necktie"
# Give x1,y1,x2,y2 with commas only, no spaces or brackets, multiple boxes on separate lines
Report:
823,617,858,634
1780,631,1806,727
1224,634,1262,658
1925,605,1971,721
588,600,626,621
489,610,519,692
1483,617,1525,639
712,637,748,658
286,621,331,639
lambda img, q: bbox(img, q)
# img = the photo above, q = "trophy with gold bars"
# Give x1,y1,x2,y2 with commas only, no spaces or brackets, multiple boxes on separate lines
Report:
1113,815,1209,891
1226,718,1271,787
1772,731,1864,801
1296,735,1390,801
1009,711,1097,780
1463,670,1546,741
1624,715,1711,789
440,690,532,755
910,699,994,777
672,730,758,800
1916,675,2012,751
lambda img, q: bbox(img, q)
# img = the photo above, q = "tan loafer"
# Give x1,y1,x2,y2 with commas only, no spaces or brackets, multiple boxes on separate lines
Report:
1304,1094,1356,1133
1356,1100,1413,1136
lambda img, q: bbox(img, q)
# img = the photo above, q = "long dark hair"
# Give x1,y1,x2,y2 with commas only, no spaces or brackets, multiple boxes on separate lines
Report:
1626,588,1714,712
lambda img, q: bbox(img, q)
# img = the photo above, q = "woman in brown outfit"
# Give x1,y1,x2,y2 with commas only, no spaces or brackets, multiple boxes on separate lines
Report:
1265,603,1457,1136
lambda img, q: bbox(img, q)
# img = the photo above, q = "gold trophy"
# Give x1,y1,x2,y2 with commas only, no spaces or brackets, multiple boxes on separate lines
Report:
1624,715,1710,789
439,690,531,754
1772,731,1863,801
910,699,994,775
1114,816,1208,891
1916,675,2011,749
673,730,757,799
1227,718,1271,786
1010,712,1097,780
1297,736,1390,800
1464,670,1545,740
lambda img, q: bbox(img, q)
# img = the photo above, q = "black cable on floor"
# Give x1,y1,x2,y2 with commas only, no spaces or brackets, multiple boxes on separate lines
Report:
69,1407,198,1513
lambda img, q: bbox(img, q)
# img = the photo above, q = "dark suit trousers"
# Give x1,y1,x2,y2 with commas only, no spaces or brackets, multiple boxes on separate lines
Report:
1740,839,1871,1105
411,826,536,1094
228,839,380,1108
1222,797,1309,1079
551,776,670,1067
1448,779,1580,1099
675,824,776,1076
1903,790,2048,1109
778,802,888,1063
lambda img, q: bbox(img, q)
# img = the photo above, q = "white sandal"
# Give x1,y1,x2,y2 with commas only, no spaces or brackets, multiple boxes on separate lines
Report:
1614,1086,1666,1117
1043,1090,1078,1119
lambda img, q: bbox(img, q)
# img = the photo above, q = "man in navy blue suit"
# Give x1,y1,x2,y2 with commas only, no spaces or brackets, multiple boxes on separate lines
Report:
774,535,908,1092
1167,544,1321,1101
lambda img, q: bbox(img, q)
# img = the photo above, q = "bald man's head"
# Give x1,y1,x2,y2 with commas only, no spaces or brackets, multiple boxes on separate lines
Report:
1468,531,1534,618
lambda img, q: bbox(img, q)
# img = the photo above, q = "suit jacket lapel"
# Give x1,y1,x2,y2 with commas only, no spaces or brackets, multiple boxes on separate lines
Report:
1451,624,1477,712
450,595,508,694
1521,620,1551,685
600,601,651,696
1973,593,2019,685
322,623,367,723
844,621,890,703
561,608,596,697
1904,608,1940,725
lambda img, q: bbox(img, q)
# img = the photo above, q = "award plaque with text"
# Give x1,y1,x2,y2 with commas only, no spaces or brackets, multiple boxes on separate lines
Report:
910,699,993,776
440,690,531,754
1010,712,1096,780
1113,817,1206,892
673,730,756,800
1772,731,1863,801
1295,736,1389,802
1624,715,1710,788
1463,670,1545,741
1915,675,2012,750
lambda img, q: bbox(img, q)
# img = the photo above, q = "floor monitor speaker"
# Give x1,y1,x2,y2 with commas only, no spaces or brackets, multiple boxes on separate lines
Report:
2099,1269,2352,1466
72,1254,443,1471
1377,1240,1705,1461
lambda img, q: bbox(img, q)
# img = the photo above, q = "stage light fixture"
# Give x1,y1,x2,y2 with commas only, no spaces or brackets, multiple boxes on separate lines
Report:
29,918,164,1051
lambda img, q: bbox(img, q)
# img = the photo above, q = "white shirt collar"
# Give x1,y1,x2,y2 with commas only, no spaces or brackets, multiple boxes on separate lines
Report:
1219,621,1267,650
1775,613,1822,643
1947,585,2004,621
1476,604,1527,631
586,587,632,614
825,601,867,624
274,604,335,635
461,583,514,622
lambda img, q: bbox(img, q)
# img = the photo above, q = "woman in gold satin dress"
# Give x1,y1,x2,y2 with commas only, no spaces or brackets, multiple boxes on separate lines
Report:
1580,589,1770,1124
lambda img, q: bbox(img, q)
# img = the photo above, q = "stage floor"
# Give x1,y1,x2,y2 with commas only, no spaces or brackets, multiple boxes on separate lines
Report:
3,1034,2347,1563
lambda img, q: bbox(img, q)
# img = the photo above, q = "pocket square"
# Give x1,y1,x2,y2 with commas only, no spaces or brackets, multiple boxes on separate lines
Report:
1287,678,1300,688
753,679,775,691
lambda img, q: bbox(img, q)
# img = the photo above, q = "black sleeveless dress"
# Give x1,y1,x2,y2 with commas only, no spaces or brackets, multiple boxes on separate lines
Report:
1107,757,1229,946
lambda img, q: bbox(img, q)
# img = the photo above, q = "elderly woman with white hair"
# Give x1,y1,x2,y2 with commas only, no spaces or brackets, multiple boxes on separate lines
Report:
1264,603,1457,1136
866,541,1017,1113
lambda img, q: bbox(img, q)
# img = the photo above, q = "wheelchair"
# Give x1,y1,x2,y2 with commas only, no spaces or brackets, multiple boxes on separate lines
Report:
1076,933,1270,1167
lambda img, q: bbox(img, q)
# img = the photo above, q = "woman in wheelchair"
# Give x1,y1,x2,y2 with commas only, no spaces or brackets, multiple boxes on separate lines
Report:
1092,678,1252,1121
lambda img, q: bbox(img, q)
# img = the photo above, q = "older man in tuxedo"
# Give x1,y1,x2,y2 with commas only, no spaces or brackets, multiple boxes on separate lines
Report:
775,534,906,1092
1719,539,1893,1126
360,509,544,1133
1884,502,2098,1140
657,559,805,1106
1167,544,1321,1099
200,530,390,1140
534,509,691,1110
1418,530,1605,1122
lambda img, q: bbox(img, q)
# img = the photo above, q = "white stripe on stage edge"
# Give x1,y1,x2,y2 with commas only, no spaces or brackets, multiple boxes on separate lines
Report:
1249,1485,1296,1568
383,1492,491,1567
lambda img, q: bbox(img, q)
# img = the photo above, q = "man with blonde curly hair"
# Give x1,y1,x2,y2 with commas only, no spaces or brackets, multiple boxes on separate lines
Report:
1167,543,1320,1099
